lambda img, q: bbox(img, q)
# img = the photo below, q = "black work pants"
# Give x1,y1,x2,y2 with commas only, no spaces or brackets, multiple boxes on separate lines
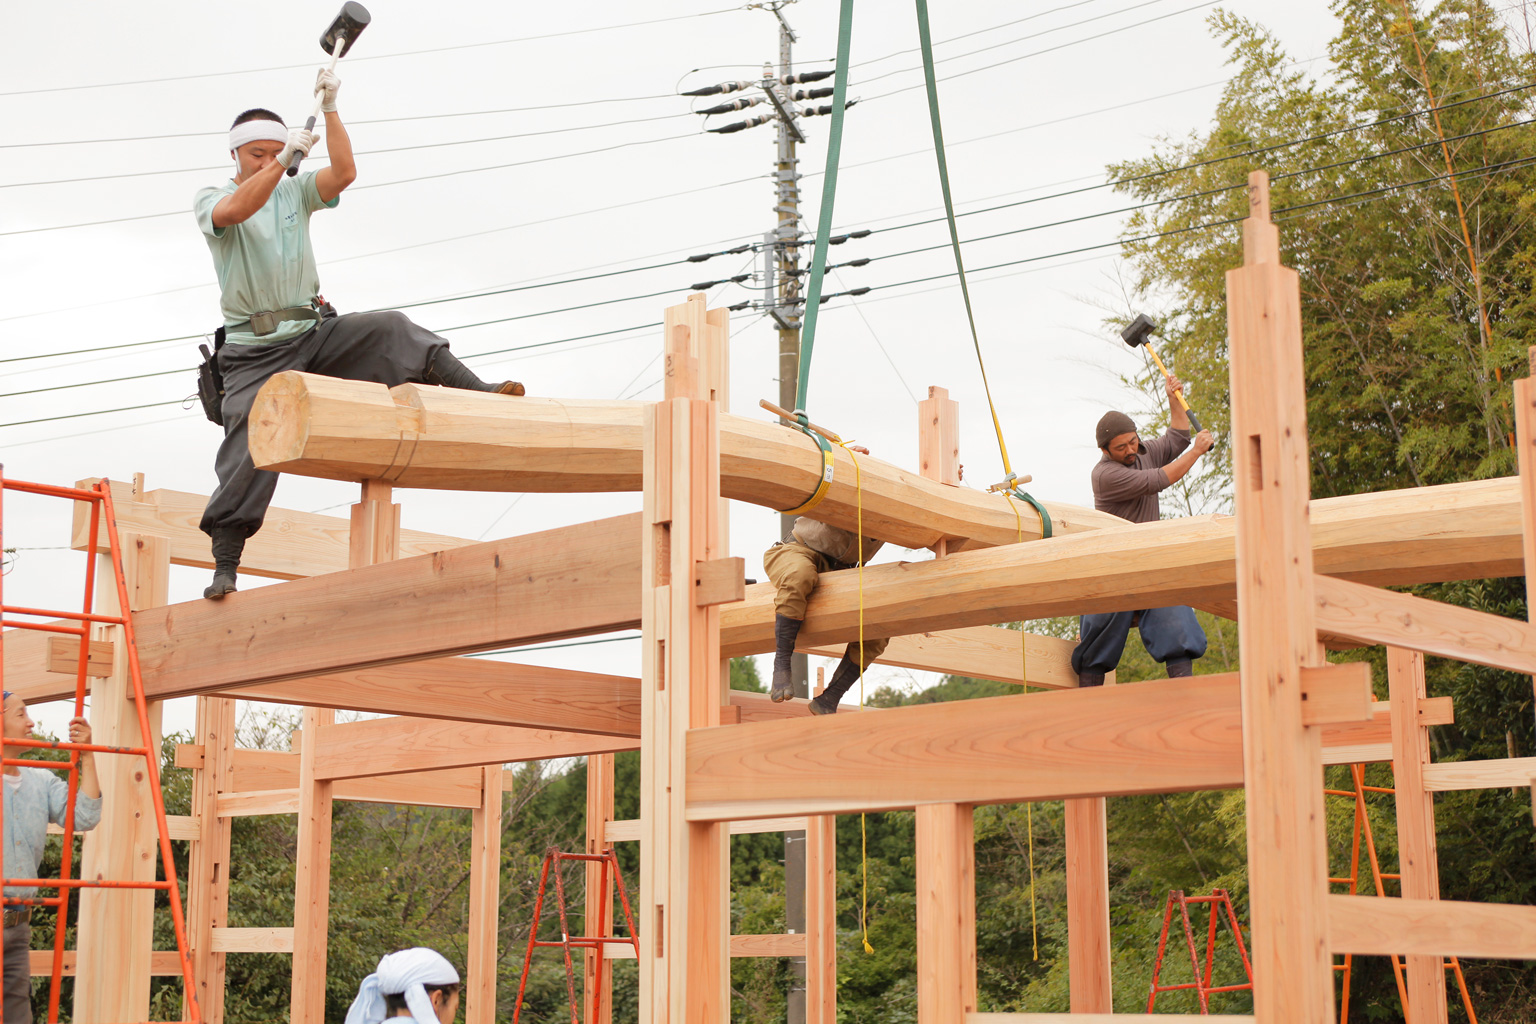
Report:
199,311,448,538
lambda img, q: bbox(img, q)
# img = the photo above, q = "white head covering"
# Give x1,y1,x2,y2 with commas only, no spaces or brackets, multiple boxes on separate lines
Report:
228,119,288,153
345,948,460,1024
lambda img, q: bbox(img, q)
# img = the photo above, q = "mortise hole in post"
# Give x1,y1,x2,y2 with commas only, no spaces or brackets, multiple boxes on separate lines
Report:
656,640,666,692
1248,434,1264,491
655,905,665,957
654,524,671,586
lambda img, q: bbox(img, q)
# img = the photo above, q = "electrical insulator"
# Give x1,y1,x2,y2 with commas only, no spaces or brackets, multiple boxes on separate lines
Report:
680,80,754,98
707,113,775,134
697,95,764,115
791,86,835,102
800,99,858,118
727,300,752,311
781,69,835,85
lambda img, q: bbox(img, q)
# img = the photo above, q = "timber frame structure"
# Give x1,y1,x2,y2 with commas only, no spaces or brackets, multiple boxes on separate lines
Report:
4,172,1536,1022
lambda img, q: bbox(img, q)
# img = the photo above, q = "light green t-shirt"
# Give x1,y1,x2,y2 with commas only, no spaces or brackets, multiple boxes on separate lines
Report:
193,171,339,345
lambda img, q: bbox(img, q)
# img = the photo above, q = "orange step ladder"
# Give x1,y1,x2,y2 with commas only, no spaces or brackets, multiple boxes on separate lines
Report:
0,471,199,1023
1326,761,1477,1023
512,845,638,1024
1146,887,1254,1013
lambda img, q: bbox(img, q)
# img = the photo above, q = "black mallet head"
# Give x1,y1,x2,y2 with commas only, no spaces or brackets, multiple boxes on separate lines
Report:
321,2,371,57
1120,313,1157,349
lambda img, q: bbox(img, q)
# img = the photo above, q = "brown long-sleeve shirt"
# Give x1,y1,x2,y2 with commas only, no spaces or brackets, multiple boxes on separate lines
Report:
1089,427,1190,524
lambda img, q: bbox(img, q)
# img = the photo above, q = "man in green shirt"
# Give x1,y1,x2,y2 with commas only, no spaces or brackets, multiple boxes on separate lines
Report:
194,69,524,599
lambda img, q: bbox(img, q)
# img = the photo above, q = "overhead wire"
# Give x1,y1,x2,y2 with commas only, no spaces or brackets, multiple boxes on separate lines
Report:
2,111,699,190
7,100,1529,375
8,147,1532,434
0,6,743,97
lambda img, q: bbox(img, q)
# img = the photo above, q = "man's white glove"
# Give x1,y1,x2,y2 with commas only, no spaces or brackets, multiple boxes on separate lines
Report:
315,68,342,113
276,127,320,168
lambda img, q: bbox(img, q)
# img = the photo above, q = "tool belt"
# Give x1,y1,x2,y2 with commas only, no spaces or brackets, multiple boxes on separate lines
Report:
3,907,32,927
227,304,323,338
197,301,337,426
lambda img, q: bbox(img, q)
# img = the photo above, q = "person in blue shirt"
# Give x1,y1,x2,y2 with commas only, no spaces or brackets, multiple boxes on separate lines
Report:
2,693,100,1024
194,67,526,599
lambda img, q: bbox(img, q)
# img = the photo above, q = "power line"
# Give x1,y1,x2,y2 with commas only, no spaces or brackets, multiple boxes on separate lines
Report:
8,96,1528,372
0,128,709,235
2,112,698,190
856,0,1187,88
0,7,742,98
861,0,1222,102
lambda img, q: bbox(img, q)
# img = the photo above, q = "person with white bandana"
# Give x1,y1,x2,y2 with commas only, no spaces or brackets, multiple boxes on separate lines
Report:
193,67,527,601
345,947,461,1024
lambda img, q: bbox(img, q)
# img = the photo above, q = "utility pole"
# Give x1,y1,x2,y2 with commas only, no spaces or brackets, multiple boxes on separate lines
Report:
765,14,808,1020
686,15,856,1019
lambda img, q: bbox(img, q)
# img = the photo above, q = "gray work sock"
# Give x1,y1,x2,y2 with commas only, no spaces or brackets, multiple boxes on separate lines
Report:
1165,658,1194,678
425,348,521,394
809,651,863,715
770,615,802,703
203,527,245,599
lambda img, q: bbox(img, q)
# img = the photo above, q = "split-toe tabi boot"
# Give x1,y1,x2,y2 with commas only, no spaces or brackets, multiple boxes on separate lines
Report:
770,614,803,702
203,527,246,599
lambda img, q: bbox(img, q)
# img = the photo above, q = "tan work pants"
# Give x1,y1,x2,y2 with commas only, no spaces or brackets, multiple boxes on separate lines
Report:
762,541,889,666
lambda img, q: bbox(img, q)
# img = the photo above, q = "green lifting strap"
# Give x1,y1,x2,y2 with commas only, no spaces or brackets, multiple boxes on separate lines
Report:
914,0,1018,483
793,0,856,416
1011,489,1053,539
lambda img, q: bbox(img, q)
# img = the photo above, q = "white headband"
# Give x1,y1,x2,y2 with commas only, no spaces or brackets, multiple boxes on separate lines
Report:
345,948,459,1024
228,119,288,152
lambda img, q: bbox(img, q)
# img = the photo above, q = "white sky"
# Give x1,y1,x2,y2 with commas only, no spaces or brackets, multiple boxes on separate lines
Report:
0,0,1347,742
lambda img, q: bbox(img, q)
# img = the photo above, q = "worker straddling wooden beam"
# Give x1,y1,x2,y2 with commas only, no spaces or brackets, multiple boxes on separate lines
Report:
1071,375,1215,687
191,68,526,599
764,446,889,714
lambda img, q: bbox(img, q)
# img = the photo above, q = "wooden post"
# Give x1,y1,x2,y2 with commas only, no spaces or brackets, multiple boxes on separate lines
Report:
915,802,976,1024
920,385,961,558
1226,170,1334,1022
584,752,616,1024
803,813,838,1024
1065,796,1112,1012
292,479,400,1022
185,696,236,1023
918,386,961,488
466,764,503,1024
1515,354,1536,708
1388,647,1449,1024
639,296,730,1023
72,530,168,1023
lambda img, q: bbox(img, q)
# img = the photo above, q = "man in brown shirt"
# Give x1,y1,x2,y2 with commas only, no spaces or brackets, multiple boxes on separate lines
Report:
1071,375,1214,686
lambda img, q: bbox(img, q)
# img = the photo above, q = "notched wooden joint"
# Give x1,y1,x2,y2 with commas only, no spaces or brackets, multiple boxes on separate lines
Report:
719,705,742,725
174,744,207,770
694,557,746,607
1417,696,1454,727
1299,661,1374,726
46,636,114,677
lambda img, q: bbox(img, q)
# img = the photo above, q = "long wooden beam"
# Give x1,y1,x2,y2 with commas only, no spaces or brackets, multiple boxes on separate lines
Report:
1315,574,1536,675
72,478,469,581
312,715,637,780
687,675,1250,820
248,372,1119,548
1329,895,1536,958
133,513,642,699
177,745,484,808
247,373,1526,576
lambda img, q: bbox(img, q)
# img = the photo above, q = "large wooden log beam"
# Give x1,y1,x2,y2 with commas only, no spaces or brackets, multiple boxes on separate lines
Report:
133,513,642,700
685,675,1251,820
247,372,1119,548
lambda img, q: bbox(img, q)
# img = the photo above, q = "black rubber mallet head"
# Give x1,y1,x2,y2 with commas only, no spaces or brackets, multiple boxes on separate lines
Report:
286,3,372,177
321,2,371,58
1120,313,1203,433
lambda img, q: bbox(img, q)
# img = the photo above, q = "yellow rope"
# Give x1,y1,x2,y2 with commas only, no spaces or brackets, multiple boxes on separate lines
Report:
839,440,877,955
1003,493,1040,960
